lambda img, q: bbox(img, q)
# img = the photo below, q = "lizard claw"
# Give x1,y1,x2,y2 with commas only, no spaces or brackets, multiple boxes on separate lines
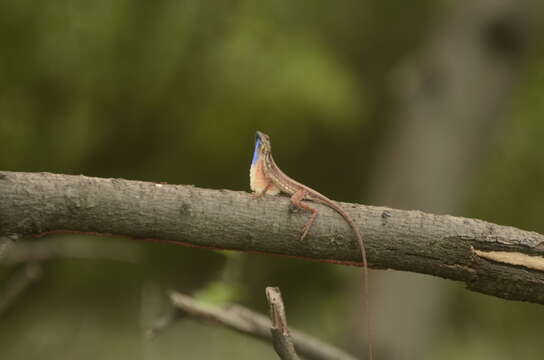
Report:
251,192,264,199
288,203,300,214
300,224,311,241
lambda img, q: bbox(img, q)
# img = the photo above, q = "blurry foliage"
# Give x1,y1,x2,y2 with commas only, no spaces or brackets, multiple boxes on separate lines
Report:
470,57,544,231
1,0,544,359
449,51,544,360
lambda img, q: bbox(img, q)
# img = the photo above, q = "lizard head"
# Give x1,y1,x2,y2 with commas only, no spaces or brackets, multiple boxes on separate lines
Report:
252,131,271,165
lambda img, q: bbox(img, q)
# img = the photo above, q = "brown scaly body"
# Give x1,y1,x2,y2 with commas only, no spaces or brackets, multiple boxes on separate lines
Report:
250,131,373,360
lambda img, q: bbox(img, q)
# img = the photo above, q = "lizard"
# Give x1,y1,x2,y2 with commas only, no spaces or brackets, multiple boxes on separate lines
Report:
250,130,373,360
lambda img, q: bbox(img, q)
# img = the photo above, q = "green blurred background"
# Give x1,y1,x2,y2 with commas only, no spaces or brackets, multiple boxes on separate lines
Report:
1,1,544,359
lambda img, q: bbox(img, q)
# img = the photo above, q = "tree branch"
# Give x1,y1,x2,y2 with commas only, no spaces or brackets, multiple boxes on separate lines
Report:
0,263,43,317
265,287,300,360
1,171,544,303
0,235,16,264
168,291,356,360
1,237,143,265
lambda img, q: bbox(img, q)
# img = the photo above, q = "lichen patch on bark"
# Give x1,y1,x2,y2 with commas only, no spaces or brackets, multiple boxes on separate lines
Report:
473,248,544,272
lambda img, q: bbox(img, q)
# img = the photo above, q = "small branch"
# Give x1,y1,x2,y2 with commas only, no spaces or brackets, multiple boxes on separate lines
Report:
265,287,300,360
146,307,184,339
1,237,143,266
0,235,16,264
167,291,358,360
2,171,544,303
0,263,43,316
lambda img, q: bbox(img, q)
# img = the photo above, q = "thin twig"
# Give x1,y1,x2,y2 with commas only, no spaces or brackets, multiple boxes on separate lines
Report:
166,291,358,360
0,263,43,317
0,235,16,264
265,287,300,360
1,238,143,266
146,307,184,339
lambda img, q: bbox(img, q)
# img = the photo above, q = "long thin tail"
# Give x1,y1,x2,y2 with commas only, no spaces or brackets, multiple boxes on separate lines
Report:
328,202,373,360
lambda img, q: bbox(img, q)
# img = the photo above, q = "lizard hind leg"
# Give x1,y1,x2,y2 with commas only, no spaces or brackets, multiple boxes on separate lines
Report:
290,189,318,240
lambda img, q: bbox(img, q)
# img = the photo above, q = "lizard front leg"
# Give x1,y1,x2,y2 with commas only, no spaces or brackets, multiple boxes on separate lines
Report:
290,189,318,240
252,182,273,199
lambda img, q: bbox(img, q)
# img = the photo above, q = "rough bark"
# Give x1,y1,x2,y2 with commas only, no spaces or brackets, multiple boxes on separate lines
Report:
1,171,544,304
